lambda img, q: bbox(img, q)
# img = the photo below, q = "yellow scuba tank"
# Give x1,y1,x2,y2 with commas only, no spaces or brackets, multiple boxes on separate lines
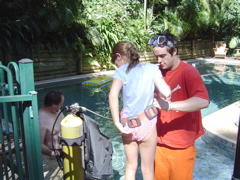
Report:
61,113,84,180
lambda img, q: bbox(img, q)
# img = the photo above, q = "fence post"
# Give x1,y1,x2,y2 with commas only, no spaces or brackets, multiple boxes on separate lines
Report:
232,116,240,180
192,39,195,59
18,58,44,180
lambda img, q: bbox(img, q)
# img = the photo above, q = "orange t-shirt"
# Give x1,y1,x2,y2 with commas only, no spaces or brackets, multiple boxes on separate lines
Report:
156,61,209,148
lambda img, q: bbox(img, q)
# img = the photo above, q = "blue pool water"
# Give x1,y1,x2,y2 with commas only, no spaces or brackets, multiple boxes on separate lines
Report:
36,61,240,180
194,61,240,117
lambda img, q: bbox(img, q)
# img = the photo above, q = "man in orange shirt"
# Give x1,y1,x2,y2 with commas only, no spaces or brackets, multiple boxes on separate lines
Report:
148,33,210,180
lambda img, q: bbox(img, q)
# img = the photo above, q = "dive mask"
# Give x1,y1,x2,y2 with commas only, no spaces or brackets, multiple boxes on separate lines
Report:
148,35,175,48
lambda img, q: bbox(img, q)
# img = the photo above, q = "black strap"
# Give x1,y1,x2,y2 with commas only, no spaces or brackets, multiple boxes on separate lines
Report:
59,134,85,146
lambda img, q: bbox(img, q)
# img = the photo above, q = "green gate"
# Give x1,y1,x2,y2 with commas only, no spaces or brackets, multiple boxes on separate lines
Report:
0,59,44,180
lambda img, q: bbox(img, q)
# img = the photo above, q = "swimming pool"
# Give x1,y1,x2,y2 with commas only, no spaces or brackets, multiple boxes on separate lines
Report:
36,60,239,179
192,61,240,117
37,61,240,119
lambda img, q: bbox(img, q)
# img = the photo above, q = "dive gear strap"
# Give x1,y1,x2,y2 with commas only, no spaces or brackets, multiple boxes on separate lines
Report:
121,105,158,128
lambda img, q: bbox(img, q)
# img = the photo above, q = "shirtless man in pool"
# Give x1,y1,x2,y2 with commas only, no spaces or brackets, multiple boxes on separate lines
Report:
39,90,65,159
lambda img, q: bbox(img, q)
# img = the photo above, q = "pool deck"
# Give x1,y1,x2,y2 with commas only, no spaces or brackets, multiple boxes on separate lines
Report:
202,101,239,155
37,57,240,180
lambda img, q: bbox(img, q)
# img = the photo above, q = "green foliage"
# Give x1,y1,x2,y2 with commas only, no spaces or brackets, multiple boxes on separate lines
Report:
1,0,239,67
229,37,240,49
0,1,37,63
0,0,86,64
206,0,240,41
80,0,154,69
150,0,240,41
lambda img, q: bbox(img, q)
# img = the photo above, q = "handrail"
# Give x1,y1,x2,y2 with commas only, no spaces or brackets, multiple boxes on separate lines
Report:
0,59,44,180
0,94,35,102
0,65,14,95
7,62,20,83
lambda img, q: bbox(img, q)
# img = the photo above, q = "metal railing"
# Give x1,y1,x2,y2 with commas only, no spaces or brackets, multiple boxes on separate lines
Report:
0,59,43,180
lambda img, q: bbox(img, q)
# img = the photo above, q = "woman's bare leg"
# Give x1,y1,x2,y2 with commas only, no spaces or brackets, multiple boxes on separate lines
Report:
139,126,157,180
122,134,139,180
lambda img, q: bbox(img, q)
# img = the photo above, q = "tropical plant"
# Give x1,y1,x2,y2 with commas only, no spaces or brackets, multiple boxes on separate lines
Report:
81,0,155,69
0,0,86,64
0,1,37,64
149,0,240,41
1,0,239,68
202,0,240,41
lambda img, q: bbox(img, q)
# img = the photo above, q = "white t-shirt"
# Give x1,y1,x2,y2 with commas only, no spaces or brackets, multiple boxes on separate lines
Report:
113,62,162,117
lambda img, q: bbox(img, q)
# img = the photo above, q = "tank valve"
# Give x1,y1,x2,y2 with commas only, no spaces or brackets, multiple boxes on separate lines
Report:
65,103,81,114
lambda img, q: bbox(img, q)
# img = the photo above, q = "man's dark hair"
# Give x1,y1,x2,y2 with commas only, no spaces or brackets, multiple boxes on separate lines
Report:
44,90,64,106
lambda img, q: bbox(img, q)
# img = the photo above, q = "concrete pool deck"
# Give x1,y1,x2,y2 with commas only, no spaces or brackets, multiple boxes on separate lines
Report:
36,57,240,180
202,101,239,154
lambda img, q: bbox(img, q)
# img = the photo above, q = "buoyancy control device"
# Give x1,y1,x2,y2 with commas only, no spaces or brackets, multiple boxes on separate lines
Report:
80,112,114,179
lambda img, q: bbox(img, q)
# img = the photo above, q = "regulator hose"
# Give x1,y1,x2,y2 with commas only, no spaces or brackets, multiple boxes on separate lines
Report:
81,106,112,121
51,107,65,170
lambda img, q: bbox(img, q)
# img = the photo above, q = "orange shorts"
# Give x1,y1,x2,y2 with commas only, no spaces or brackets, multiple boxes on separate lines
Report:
154,145,196,180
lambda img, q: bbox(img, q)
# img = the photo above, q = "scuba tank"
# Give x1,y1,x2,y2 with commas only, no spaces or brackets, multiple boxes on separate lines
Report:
53,103,114,179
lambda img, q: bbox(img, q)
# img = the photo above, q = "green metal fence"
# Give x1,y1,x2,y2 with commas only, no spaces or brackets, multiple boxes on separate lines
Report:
0,59,44,180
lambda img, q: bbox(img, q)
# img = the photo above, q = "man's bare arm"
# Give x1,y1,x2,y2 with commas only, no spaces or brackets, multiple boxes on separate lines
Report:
154,96,209,112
